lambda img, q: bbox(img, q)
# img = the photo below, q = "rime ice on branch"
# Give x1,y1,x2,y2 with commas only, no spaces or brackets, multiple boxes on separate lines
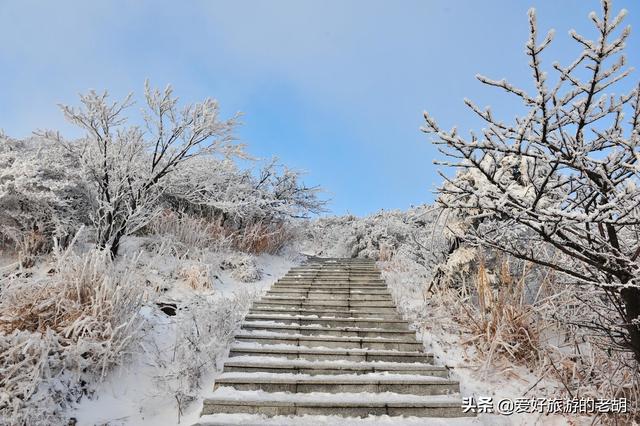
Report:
422,1,640,361
40,81,242,257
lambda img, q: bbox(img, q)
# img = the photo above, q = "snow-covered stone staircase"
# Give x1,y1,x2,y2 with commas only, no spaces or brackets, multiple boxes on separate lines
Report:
197,258,471,423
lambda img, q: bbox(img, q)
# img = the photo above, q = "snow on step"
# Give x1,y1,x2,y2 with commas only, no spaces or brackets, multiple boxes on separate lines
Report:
196,413,475,426
234,332,423,351
252,303,398,314
198,258,470,422
242,321,415,334
262,295,393,302
223,356,449,377
200,389,471,418
213,372,460,395
242,316,411,330
241,323,417,340
271,288,390,294
246,309,402,319
229,345,435,363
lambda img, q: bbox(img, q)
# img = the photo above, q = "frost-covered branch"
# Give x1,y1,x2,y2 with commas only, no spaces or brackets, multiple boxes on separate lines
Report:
423,0,640,362
41,82,240,256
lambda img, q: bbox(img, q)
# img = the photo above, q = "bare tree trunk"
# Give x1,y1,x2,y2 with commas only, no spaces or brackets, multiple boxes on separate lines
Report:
110,232,123,258
621,285,640,363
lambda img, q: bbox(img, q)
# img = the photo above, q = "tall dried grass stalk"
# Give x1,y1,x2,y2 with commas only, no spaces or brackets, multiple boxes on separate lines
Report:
148,209,292,255
0,241,144,424
426,252,639,423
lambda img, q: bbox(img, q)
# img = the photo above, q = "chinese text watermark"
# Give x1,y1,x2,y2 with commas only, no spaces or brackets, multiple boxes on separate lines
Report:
462,397,628,415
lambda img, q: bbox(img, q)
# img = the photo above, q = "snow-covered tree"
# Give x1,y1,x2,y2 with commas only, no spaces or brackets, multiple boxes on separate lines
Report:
0,136,92,262
41,82,241,257
422,1,640,361
252,158,326,221
162,156,326,227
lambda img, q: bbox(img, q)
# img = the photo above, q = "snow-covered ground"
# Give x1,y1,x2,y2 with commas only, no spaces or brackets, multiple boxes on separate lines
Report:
380,260,586,426
1,214,627,425
66,248,297,426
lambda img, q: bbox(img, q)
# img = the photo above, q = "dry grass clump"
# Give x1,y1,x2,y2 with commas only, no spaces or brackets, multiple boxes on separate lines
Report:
231,221,292,255
0,227,49,268
377,242,394,262
178,262,213,291
460,259,542,367
148,209,292,255
148,209,224,251
0,245,144,424
1,248,142,337
424,251,640,424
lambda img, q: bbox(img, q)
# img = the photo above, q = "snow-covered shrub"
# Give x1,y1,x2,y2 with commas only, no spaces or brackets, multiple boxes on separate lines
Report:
0,136,92,265
162,156,326,229
159,156,323,256
305,205,447,264
221,252,262,282
146,289,257,422
0,246,144,425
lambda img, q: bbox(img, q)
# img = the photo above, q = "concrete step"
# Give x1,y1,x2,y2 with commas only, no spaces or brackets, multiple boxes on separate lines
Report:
290,265,376,270
265,292,392,300
287,270,379,272
280,272,382,276
222,357,447,377
234,332,423,351
199,258,472,421
268,289,391,295
276,281,386,286
241,322,417,340
291,262,375,266
282,273,381,277
287,268,380,275
279,281,383,284
201,391,469,417
213,373,460,395
286,272,378,274
247,308,403,319
271,284,388,290
283,278,384,282
272,284,388,290
252,302,398,313
262,295,391,300
244,314,410,329
229,345,435,363
195,414,460,425
278,275,384,284
276,282,385,286
285,272,380,276
271,287,389,292
260,297,395,307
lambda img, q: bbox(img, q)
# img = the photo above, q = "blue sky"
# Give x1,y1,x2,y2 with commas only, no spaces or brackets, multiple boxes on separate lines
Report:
1,1,638,216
